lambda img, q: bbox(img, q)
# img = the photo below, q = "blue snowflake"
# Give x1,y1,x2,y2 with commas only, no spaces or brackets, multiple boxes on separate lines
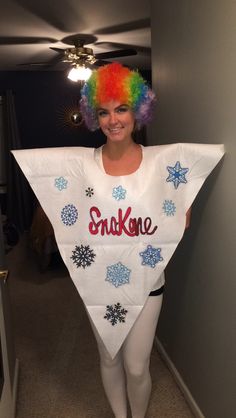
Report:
86,187,94,197
166,161,189,189
163,199,176,216
71,244,96,269
61,204,78,226
54,176,68,191
106,262,131,288
139,245,163,268
112,185,127,201
104,303,128,326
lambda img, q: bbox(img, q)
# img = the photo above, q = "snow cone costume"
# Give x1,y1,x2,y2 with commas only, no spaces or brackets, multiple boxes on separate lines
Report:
12,63,224,359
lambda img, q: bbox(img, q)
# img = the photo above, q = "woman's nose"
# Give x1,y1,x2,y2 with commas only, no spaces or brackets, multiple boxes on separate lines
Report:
109,112,118,124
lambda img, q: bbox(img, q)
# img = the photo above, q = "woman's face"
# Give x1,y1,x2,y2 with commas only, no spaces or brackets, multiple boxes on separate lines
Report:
97,100,135,144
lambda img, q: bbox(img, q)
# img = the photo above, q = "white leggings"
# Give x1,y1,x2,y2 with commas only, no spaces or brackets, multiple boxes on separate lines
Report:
90,295,163,418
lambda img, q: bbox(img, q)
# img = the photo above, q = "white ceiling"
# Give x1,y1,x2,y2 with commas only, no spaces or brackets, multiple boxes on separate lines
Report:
0,0,151,71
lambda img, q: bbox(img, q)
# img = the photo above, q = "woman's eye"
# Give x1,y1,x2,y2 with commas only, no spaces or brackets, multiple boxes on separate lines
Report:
117,106,129,113
97,110,108,117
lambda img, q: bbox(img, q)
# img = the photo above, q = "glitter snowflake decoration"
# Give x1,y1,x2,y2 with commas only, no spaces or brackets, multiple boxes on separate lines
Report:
166,161,189,189
112,185,127,201
71,244,96,269
104,303,128,326
163,199,176,216
54,176,68,191
85,187,94,197
139,245,163,268
106,262,131,288
61,204,78,226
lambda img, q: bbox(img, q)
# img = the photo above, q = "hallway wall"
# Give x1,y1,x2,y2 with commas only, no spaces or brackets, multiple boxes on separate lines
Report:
150,1,235,417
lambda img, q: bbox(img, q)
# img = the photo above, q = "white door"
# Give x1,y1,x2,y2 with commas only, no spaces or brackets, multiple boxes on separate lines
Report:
0,206,18,418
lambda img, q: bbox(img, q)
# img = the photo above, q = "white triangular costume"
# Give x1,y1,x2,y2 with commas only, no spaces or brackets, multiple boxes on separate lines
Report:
12,143,224,358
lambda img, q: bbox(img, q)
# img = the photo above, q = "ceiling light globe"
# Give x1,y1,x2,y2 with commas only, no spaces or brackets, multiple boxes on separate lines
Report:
67,66,92,82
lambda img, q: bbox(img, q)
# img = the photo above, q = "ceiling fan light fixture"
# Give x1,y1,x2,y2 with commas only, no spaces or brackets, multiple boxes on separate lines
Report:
63,47,97,65
67,65,92,82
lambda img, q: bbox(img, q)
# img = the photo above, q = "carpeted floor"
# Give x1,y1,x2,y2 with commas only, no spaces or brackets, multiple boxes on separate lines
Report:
7,235,194,418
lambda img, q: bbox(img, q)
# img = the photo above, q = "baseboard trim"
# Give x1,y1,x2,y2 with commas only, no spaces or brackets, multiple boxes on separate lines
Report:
155,337,205,418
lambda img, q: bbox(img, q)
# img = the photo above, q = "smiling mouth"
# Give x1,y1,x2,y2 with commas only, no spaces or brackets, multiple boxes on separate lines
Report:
108,127,123,132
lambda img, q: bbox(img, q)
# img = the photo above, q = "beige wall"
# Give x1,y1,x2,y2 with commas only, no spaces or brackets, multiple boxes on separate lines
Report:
150,1,236,417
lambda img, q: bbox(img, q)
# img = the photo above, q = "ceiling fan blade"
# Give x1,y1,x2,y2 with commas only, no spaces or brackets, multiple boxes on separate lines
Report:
49,47,65,54
94,59,113,67
95,49,137,60
95,42,151,55
18,62,50,67
18,53,64,68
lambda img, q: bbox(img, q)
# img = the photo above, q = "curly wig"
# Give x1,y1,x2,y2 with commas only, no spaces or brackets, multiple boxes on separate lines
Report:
80,62,156,131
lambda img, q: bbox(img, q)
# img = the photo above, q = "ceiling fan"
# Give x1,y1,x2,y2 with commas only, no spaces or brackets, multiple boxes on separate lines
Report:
19,34,138,70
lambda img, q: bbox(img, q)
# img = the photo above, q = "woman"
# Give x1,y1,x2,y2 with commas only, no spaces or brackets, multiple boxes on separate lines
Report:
12,63,224,418
80,63,165,418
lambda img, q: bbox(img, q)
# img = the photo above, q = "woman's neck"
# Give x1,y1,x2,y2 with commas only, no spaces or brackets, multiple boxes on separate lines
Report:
103,140,138,160
102,141,142,176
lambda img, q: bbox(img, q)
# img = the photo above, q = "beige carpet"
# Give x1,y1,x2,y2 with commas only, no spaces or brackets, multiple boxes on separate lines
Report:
7,235,194,418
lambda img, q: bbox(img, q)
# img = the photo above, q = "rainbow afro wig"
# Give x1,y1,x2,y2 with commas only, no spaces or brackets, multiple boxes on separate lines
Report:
80,62,156,131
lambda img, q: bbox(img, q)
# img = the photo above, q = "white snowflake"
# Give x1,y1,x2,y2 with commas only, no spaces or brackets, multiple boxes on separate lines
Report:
112,185,127,201
163,199,176,216
139,245,163,268
106,262,131,288
104,303,128,326
166,161,189,189
54,176,68,191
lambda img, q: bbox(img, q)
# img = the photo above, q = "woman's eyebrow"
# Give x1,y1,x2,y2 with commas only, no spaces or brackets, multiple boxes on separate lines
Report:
97,104,129,111
115,104,129,110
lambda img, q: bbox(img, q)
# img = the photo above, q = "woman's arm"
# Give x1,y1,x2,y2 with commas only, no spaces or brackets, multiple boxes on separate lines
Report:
185,207,191,229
